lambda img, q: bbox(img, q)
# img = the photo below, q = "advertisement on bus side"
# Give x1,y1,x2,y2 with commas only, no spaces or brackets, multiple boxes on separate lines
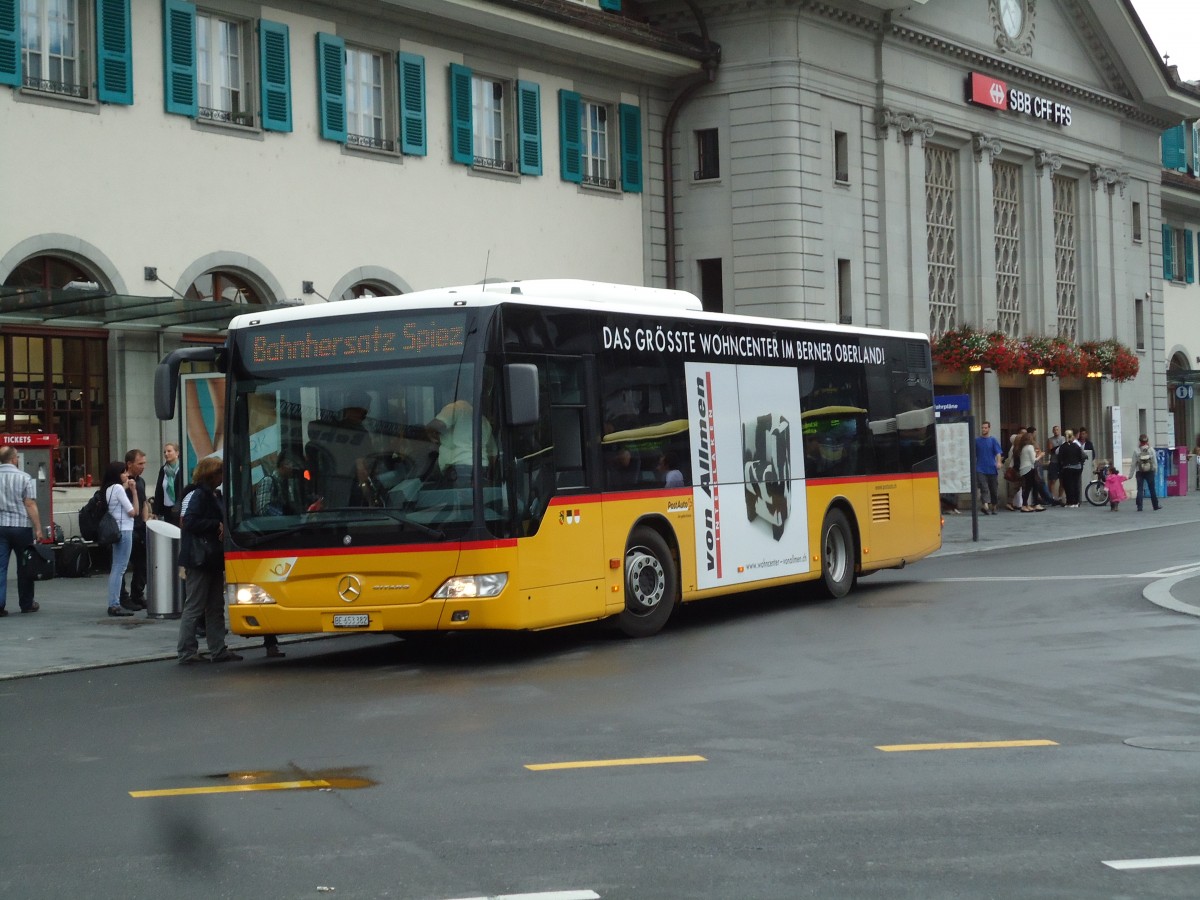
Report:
686,362,811,591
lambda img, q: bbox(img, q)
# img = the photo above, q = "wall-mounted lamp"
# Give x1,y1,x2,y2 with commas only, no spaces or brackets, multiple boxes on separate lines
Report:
1028,367,1046,376
1086,371,1104,379
968,364,983,372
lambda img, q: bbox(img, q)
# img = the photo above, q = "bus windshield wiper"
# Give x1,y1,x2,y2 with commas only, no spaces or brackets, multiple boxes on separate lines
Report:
351,508,446,540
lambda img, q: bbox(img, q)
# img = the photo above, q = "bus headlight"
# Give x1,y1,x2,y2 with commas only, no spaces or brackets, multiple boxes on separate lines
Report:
432,573,508,599
227,583,279,605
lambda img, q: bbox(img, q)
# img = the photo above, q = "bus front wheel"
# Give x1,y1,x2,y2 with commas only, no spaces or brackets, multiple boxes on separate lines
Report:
618,527,678,638
819,508,856,599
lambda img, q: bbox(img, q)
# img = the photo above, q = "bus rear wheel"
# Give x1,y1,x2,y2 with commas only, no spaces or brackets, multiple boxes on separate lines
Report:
819,508,856,599
618,527,678,638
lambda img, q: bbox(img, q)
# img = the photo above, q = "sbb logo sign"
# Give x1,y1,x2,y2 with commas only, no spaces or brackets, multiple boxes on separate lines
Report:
966,72,1073,127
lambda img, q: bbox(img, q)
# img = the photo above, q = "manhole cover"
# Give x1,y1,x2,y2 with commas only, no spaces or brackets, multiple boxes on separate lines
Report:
1123,735,1200,752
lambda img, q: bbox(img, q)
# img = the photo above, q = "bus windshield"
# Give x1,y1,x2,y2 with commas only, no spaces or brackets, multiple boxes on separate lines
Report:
225,354,507,549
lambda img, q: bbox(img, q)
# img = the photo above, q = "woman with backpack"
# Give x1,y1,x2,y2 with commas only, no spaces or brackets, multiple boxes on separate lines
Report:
1131,434,1162,512
102,461,138,617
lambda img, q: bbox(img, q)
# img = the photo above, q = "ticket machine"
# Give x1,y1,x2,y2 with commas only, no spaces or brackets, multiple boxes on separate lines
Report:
1,433,58,537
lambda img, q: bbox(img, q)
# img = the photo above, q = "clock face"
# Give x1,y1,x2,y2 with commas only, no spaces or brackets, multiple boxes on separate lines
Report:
999,0,1024,38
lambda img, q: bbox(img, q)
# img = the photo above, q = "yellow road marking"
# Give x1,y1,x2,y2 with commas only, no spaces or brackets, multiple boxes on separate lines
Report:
875,740,1058,752
525,755,707,771
130,779,331,798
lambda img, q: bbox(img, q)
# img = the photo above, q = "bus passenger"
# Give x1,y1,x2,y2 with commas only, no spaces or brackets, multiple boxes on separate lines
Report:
657,450,685,488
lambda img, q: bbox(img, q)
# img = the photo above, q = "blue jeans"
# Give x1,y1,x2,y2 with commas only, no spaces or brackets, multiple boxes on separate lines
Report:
107,530,133,607
1134,471,1160,510
0,525,35,611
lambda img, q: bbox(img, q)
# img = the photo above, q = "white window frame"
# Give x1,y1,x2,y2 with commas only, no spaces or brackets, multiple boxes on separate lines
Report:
344,44,394,152
196,9,252,125
581,99,613,188
472,74,512,171
20,0,88,98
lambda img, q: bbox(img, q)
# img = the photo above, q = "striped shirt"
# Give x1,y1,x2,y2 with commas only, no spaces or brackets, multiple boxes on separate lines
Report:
0,462,36,528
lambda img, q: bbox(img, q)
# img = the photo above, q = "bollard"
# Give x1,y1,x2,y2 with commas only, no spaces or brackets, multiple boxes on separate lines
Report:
146,519,183,619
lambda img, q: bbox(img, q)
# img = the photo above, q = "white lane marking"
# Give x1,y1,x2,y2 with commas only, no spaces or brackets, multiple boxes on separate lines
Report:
1102,856,1200,870
921,575,1154,582
1138,563,1200,577
445,892,600,900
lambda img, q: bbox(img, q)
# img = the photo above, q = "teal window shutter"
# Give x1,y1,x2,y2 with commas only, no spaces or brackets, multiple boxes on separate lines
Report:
162,0,196,116
1186,229,1196,284
1162,124,1186,172
619,103,642,193
399,52,426,156
1163,225,1174,281
600,0,622,10
517,80,542,175
259,20,291,132
96,0,133,104
558,90,582,183
1193,122,1199,176
0,0,20,87
316,32,346,142
449,63,473,165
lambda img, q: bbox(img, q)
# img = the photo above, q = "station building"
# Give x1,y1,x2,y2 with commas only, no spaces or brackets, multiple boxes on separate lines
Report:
2,0,1199,483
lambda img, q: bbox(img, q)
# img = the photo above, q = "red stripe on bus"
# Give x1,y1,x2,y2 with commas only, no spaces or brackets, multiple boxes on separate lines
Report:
226,537,518,561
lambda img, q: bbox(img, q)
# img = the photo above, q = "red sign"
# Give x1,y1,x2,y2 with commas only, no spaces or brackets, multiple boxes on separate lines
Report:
0,433,60,448
967,72,1008,110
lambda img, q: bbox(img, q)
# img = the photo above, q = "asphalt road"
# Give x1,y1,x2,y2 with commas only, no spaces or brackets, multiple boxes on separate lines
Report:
1,525,1197,900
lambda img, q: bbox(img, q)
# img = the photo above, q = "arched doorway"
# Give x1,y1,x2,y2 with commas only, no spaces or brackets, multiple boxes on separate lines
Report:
2,254,111,483
340,280,401,301
1168,351,1193,451
184,269,271,304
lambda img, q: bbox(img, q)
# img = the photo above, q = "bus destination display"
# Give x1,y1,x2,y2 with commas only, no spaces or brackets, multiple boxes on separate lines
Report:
242,313,468,370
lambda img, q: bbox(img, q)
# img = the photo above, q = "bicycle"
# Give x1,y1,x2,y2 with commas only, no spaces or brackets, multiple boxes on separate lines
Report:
1084,461,1111,506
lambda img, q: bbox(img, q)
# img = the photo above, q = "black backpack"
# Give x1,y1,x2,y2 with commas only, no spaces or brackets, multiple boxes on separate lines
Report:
78,488,108,541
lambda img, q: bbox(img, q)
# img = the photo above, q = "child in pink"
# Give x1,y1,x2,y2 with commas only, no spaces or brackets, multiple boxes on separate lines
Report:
1105,471,1127,510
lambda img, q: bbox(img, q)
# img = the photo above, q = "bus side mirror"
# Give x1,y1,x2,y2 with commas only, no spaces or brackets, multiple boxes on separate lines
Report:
155,347,219,420
504,363,539,426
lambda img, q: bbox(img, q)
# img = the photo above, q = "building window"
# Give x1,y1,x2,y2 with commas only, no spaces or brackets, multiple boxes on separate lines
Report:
1161,225,1195,283
472,75,510,170
834,130,849,184
557,90,639,192
695,128,719,180
837,258,852,324
925,145,958,336
993,161,1021,337
1134,295,1144,351
185,270,268,304
581,100,613,188
1131,201,1142,243
697,258,723,313
451,64,541,175
20,0,84,97
196,11,251,125
345,46,392,151
1052,175,1078,342
340,280,399,301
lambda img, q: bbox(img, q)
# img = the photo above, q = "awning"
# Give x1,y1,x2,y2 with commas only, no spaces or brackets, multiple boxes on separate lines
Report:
0,286,302,333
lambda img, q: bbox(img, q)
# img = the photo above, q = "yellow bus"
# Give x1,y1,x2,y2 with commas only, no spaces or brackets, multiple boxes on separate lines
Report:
154,280,940,640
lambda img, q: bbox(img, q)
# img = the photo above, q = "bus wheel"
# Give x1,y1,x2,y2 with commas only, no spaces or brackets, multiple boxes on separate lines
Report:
618,527,678,638
819,508,856,599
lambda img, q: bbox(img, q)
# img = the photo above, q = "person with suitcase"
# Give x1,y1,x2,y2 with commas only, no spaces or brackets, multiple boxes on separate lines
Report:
0,445,47,615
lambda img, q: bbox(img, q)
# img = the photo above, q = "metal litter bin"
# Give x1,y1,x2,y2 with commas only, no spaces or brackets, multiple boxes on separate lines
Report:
146,519,183,619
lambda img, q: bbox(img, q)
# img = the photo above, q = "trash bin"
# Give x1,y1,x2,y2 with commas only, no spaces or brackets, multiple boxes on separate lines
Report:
146,519,183,619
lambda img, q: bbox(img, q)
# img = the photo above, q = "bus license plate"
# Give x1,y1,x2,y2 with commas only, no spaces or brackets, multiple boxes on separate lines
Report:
333,614,369,628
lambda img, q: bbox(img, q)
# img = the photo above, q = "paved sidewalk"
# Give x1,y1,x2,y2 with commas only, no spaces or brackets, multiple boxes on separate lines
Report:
2,483,1197,681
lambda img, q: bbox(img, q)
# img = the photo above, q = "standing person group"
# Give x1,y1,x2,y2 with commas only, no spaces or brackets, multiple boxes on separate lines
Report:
0,445,46,616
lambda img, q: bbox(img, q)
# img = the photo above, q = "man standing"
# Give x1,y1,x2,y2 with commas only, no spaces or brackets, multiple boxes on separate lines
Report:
974,420,1003,515
120,448,149,611
1132,434,1162,512
0,445,45,615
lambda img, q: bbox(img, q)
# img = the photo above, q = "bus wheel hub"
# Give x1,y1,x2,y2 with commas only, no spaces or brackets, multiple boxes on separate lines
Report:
626,552,664,610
